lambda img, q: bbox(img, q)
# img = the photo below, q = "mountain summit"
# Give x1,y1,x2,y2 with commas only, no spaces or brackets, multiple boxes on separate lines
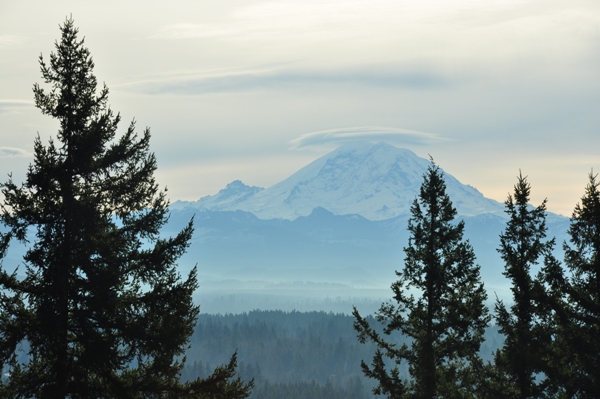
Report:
190,180,264,211
174,142,504,220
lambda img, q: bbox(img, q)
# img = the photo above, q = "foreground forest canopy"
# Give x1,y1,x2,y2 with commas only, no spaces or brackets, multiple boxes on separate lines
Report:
0,17,599,399
182,310,503,399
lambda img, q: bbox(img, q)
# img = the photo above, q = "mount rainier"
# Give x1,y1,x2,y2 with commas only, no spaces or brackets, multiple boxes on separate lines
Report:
172,142,505,220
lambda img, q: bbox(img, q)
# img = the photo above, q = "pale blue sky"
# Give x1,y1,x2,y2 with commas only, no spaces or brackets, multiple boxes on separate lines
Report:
1,0,599,216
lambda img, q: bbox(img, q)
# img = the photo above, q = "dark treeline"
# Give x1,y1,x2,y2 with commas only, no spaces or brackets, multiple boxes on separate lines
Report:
181,310,385,398
180,310,505,399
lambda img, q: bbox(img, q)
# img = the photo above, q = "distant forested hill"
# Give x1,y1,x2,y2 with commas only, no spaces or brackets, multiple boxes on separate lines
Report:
182,310,504,399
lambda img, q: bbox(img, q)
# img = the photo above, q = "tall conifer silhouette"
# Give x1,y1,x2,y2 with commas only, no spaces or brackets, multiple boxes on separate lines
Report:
0,18,251,399
353,161,489,398
491,173,556,398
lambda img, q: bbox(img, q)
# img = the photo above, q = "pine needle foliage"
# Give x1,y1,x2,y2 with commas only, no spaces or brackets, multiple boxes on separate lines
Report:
544,172,600,397
0,18,252,399
353,162,489,399
490,172,557,399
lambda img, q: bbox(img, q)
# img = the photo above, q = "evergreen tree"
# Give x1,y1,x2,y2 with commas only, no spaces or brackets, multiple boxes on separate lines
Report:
546,172,600,397
0,18,251,399
491,173,556,399
353,162,490,398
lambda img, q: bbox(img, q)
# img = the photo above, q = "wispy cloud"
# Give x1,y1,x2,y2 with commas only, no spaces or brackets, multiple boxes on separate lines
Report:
0,100,34,114
0,100,32,106
152,23,241,40
142,0,600,100
0,147,32,158
151,2,371,42
150,1,599,66
0,35,26,48
116,65,447,95
290,126,447,150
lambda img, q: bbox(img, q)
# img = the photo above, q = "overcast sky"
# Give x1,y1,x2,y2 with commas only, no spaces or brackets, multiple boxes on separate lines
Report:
1,0,599,216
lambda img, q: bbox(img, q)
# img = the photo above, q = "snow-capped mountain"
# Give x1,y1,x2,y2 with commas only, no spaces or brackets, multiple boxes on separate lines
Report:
172,142,505,220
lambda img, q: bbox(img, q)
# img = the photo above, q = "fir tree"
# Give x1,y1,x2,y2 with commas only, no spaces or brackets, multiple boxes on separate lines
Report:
545,172,600,397
353,161,490,398
0,18,251,399
491,173,556,399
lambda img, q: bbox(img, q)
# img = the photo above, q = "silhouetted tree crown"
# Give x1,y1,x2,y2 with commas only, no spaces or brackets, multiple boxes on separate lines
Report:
0,17,251,399
353,161,489,399
543,172,600,397
490,172,557,399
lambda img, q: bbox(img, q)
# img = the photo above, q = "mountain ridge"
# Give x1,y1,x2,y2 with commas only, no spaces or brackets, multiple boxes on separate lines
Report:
172,142,505,220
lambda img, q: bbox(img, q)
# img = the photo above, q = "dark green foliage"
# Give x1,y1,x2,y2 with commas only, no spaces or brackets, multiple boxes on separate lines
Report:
353,162,490,398
181,311,506,399
0,18,251,399
542,172,600,397
489,173,556,398
250,377,365,399
184,311,388,387
181,311,378,399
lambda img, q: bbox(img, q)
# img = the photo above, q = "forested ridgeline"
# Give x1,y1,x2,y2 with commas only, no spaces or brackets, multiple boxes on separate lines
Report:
181,310,504,399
